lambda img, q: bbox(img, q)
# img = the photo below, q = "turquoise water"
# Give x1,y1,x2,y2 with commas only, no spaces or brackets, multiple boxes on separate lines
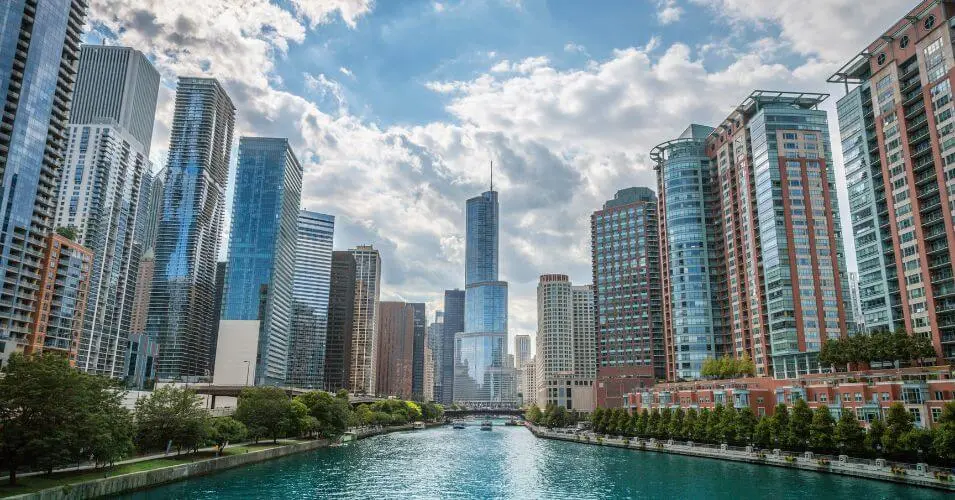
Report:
125,423,949,499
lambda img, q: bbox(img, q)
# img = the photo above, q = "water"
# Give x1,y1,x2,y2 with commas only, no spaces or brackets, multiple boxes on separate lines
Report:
126,423,949,499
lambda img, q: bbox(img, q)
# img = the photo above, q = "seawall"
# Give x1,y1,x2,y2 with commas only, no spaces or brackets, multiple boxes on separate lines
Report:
528,426,955,492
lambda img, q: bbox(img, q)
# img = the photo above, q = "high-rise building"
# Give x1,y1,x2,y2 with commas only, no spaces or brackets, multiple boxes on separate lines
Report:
148,78,235,381
591,187,663,407
287,211,334,389
653,125,730,381
454,188,516,406
218,137,302,386
427,310,444,402
514,334,531,369
847,272,865,333
376,301,415,398
831,0,954,361
411,302,426,398
520,357,537,407
441,289,464,404
324,251,356,392
424,343,435,402
0,1,87,363
57,45,160,378
535,274,595,412
25,233,93,365
210,261,226,370
656,92,854,379
348,245,382,395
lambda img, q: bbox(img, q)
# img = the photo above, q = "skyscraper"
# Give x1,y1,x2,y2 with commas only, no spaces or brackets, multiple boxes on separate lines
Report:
535,274,595,412
427,310,444,402
57,45,160,378
831,0,953,361
411,302,426,398
514,334,531,369
656,92,853,380
148,78,235,381
848,272,865,333
454,189,515,406
653,125,729,381
376,301,415,398
219,137,302,386
441,289,464,404
591,187,663,407
287,211,334,389
0,1,87,363
325,251,357,392
348,245,382,395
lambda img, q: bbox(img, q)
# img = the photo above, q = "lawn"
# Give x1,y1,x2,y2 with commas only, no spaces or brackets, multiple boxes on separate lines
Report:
0,440,302,497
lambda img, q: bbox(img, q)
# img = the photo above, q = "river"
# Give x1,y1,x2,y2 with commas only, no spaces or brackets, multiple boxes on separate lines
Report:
124,421,949,499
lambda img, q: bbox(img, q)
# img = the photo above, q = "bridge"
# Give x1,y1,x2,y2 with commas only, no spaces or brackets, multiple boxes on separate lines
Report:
444,408,524,417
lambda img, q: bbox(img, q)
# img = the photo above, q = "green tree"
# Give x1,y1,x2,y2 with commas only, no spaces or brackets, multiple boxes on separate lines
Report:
636,409,649,437
615,409,630,436
882,403,914,456
135,385,210,454
808,405,835,453
866,418,887,456
526,404,542,425
932,402,955,460
789,399,813,451
701,358,718,378
659,408,672,439
834,409,865,455
209,417,248,455
720,406,739,444
55,225,78,241
736,407,757,445
647,409,661,438
682,409,698,440
707,405,724,443
306,392,353,438
669,408,685,440
590,407,604,432
235,387,292,443
695,409,710,442
770,404,790,449
754,416,773,448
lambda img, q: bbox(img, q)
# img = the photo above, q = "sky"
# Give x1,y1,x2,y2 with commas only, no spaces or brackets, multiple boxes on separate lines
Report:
85,0,919,344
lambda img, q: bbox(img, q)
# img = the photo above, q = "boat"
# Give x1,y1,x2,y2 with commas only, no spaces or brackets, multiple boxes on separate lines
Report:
505,419,520,426
452,421,466,429
413,422,426,430
480,419,493,431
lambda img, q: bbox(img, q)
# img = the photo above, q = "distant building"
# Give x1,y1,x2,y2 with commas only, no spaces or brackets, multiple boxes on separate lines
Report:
0,1,87,364
148,78,235,381
427,311,444,402
287,211,334,389
376,302,415,398
535,274,595,412
847,272,865,333
58,45,160,378
424,343,435,402
519,357,537,409
218,137,302,386
411,302,427,398
348,246,382,395
591,187,663,408
324,251,356,392
514,334,531,369
441,289,465,404
26,233,94,365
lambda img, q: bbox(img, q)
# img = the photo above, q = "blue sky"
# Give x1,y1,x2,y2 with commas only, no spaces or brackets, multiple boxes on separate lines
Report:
85,0,918,338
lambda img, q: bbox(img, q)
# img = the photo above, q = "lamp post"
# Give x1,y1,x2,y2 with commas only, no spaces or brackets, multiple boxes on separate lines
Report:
243,360,251,386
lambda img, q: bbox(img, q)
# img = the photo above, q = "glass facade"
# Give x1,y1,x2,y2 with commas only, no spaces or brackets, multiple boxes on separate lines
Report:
454,191,515,405
287,211,334,389
0,1,86,363
440,289,465,404
653,125,729,381
221,137,302,386
324,251,356,392
148,78,235,381
348,246,381,395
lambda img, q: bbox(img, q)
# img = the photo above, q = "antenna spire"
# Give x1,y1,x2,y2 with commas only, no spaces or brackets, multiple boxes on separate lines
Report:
490,160,493,192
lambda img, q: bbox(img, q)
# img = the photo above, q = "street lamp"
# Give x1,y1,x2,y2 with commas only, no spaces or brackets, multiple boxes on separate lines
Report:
243,360,250,386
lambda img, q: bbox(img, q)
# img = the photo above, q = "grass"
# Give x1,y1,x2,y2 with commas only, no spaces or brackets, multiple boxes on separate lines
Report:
0,439,308,497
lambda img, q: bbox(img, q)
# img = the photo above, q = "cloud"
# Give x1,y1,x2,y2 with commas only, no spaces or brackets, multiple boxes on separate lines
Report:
564,42,587,54
339,67,355,78
288,0,374,29
433,2,446,13
656,0,683,25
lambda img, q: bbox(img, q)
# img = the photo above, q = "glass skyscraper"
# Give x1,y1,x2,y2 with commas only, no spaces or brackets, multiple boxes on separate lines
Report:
454,190,516,406
148,78,235,381
440,289,464,404
287,210,334,389
220,137,302,386
348,245,381,395
0,1,86,364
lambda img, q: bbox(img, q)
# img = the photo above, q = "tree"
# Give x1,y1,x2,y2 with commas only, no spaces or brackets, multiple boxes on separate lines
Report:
647,409,661,438
719,406,738,445
305,392,353,438
867,418,887,456
834,409,865,455
636,409,649,437
682,409,698,441
736,407,757,445
55,225,78,241
614,409,630,436
209,417,248,456
882,403,914,456
659,408,672,439
933,402,955,460
526,404,542,425
707,405,724,443
235,387,292,443
695,409,710,442
808,405,835,453
669,408,685,440
754,417,772,448
789,399,813,451
770,404,790,449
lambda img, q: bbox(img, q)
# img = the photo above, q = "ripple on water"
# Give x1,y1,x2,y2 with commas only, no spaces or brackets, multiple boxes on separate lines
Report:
121,424,953,499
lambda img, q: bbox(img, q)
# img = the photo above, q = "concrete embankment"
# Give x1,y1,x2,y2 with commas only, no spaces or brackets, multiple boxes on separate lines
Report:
10,423,436,500
528,425,955,492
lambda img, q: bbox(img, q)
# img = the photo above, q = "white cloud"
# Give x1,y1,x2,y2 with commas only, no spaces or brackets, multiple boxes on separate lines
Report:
339,66,355,78
433,2,446,13
288,0,374,29
564,42,586,54
656,0,683,25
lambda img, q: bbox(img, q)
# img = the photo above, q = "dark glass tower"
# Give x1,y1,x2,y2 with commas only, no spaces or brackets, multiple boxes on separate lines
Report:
147,78,235,381
324,251,356,392
440,289,464,405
